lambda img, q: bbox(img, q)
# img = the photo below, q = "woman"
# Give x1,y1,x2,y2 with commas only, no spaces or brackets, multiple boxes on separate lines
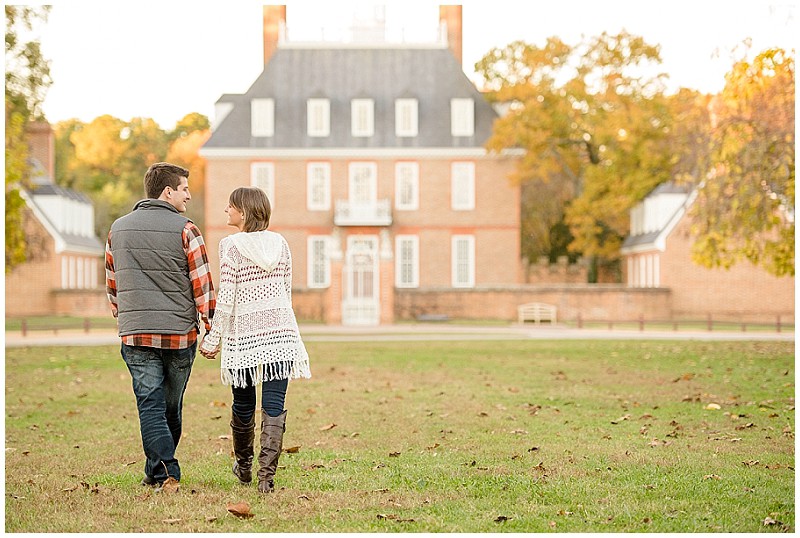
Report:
200,186,311,493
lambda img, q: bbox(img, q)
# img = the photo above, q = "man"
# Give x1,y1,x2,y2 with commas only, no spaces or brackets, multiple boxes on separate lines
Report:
105,162,215,488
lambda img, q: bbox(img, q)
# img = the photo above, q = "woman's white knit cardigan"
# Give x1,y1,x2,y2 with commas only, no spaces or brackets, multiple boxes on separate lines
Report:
200,230,311,387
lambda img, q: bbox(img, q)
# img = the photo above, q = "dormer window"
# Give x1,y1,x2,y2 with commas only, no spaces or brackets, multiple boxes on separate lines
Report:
251,98,274,137
351,99,374,137
395,98,418,137
307,98,330,137
451,98,474,137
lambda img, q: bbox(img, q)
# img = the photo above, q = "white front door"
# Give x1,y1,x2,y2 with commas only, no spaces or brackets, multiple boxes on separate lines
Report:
342,235,379,326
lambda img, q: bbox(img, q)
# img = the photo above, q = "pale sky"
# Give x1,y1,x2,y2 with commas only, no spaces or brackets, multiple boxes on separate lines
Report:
28,0,797,129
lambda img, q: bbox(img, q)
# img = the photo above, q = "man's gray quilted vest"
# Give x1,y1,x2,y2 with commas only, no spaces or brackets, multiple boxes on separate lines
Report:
110,199,198,337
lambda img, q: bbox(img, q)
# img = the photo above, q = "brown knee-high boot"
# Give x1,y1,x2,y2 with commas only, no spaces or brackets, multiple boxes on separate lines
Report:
257,409,286,493
230,412,255,484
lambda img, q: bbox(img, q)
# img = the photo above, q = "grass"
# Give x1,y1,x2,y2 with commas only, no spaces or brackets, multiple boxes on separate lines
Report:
4,339,795,532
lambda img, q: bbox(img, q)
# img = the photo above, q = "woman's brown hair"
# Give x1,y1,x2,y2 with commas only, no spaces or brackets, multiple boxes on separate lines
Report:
229,187,271,232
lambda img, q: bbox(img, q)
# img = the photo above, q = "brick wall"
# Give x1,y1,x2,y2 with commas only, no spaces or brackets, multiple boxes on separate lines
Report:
5,208,58,316
524,256,588,284
395,285,672,322
52,289,110,317
660,218,794,322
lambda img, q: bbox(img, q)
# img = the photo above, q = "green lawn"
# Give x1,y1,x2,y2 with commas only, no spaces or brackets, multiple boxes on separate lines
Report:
4,340,794,532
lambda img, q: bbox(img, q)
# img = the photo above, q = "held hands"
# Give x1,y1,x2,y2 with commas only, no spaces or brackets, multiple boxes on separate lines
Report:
199,346,219,360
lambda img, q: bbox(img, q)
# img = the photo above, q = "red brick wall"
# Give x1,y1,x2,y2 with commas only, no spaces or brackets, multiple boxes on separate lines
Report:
395,285,672,322
52,289,110,317
659,218,794,322
5,208,58,316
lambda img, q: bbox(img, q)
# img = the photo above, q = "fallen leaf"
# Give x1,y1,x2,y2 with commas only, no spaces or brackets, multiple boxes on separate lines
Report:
205,516,218,523
426,443,440,450
494,515,512,523
742,460,760,467
548,521,557,528
298,494,311,501
227,501,254,519
389,451,401,457
210,400,227,407
123,460,137,467
163,518,182,524
218,435,231,440
528,446,540,452
702,474,721,480
62,485,79,492
158,477,180,494
320,423,337,431
283,446,301,454
611,414,631,424
704,403,721,410
509,429,528,435
763,517,781,526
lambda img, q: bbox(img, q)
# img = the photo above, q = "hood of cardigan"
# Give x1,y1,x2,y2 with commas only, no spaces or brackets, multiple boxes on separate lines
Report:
229,230,283,273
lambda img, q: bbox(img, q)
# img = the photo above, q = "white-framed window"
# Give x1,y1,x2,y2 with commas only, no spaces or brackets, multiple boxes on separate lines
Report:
307,236,330,288
395,235,419,288
68,255,77,289
251,98,275,137
395,98,418,137
349,162,377,203
251,162,275,205
62,256,68,288
307,162,331,211
394,162,419,210
76,256,84,289
451,98,475,137
451,162,475,210
307,98,330,137
351,98,374,137
451,235,475,288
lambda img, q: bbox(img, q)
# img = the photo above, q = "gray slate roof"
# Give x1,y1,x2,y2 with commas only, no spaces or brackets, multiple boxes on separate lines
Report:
205,46,497,149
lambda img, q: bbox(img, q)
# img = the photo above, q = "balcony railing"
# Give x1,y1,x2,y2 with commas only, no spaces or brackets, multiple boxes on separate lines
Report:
334,199,392,226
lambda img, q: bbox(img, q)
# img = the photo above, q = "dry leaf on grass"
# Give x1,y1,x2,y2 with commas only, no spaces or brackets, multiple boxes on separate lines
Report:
227,501,254,519
163,518,182,524
158,477,180,493
494,515,512,523
320,423,337,431
283,446,301,453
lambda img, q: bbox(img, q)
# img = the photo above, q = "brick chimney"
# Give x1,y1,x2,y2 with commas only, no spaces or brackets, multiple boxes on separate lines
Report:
26,121,55,180
263,5,286,66
439,5,462,64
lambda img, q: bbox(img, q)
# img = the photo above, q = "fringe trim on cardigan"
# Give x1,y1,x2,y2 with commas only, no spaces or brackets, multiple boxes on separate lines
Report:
222,357,312,388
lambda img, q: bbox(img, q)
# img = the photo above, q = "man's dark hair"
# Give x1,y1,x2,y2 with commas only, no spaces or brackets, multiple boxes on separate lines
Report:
143,162,190,199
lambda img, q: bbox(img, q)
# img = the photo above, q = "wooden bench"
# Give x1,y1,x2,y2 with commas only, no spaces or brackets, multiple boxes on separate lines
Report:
517,302,557,324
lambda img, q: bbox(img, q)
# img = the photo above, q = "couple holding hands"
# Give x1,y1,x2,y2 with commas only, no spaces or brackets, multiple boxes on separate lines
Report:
105,162,311,494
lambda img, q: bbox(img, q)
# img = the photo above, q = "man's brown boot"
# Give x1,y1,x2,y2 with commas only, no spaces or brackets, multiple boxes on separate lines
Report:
230,412,255,484
257,410,286,493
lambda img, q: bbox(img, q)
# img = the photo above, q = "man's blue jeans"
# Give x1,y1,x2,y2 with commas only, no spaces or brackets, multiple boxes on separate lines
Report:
121,343,196,483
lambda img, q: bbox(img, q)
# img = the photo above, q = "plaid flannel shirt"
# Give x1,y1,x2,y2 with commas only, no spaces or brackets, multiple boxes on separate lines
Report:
106,222,216,349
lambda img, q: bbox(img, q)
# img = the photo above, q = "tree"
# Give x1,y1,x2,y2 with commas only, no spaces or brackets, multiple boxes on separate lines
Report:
690,48,794,276
166,116,211,229
475,32,675,280
5,6,51,270
54,113,210,236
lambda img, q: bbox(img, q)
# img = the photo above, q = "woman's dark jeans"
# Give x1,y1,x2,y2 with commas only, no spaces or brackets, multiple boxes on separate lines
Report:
121,343,195,483
230,367,288,423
